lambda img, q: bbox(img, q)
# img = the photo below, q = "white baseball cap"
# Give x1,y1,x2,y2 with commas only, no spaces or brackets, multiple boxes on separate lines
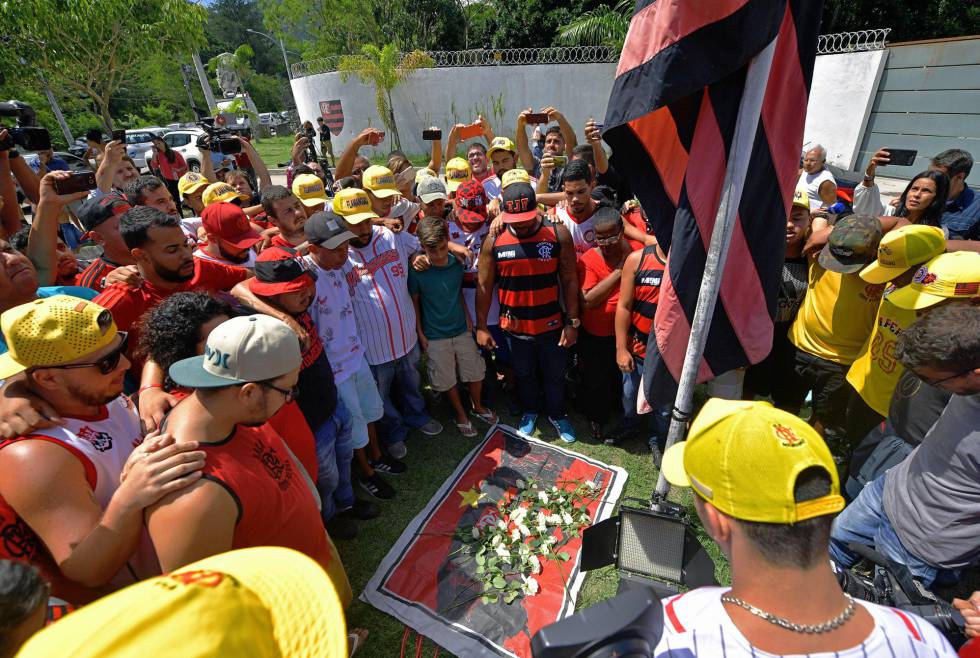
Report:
417,176,448,204
169,315,302,388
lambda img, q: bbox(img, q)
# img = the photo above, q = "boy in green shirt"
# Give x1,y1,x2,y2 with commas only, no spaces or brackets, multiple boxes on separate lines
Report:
409,217,497,437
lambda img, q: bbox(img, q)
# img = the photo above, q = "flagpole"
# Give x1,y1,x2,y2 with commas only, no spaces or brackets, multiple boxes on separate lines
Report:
653,36,779,501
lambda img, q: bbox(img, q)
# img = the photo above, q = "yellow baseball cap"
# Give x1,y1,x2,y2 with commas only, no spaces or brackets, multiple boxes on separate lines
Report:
332,188,379,224
177,171,211,198
362,165,399,198
488,136,516,157
661,399,845,523
16,547,347,658
292,173,328,207
202,182,247,207
0,295,118,380
859,225,946,284
501,168,530,189
887,251,980,310
445,157,471,192
792,187,810,210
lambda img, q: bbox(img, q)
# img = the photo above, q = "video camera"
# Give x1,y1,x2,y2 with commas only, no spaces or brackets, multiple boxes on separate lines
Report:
835,542,966,647
0,100,51,152
195,117,241,155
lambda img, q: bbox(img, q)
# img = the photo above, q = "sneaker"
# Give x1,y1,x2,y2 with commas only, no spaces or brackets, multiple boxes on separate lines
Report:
518,413,538,436
358,473,396,500
549,416,576,444
387,441,408,459
418,419,444,436
370,455,406,475
339,497,380,521
325,515,357,540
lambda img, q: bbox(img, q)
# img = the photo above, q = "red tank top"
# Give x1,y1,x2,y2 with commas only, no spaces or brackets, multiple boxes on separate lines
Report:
629,245,666,360
493,221,563,336
200,424,332,571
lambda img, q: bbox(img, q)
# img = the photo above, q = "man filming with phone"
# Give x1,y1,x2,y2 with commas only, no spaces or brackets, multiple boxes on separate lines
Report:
516,107,577,193
656,398,955,656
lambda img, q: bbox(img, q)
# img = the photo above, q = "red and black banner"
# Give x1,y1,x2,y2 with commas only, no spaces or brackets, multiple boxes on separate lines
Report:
602,0,822,404
319,99,344,136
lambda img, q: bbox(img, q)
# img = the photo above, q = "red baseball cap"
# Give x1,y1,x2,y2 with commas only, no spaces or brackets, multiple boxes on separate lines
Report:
201,202,261,251
454,179,488,226
249,246,317,296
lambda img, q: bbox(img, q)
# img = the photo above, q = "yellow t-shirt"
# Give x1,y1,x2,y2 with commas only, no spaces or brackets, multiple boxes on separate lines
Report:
845,291,918,417
789,260,884,366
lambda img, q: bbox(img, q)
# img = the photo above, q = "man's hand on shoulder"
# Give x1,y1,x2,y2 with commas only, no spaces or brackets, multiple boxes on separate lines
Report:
0,377,63,439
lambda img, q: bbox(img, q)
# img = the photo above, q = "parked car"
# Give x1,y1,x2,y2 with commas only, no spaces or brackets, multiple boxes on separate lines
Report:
22,151,93,174
124,128,168,170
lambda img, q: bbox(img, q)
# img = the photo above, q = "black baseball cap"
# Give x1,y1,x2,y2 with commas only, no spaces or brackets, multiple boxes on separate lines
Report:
304,210,357,249
500,182,538,223
77,195,132,232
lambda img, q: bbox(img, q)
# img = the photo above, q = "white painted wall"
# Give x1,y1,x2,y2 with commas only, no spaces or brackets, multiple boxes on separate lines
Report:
291,63,618,159
803,50,888,171
291,52,887,169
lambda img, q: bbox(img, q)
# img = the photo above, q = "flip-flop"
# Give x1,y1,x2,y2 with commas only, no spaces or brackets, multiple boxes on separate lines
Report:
348,628,369,656
472,409,498,425
455,420,478,437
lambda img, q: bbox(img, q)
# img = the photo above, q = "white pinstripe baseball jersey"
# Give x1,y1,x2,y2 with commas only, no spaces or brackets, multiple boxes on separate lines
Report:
655,587,956,657
304,256,365,385
555,205,597,257
346,226,420,365
448,220,499,326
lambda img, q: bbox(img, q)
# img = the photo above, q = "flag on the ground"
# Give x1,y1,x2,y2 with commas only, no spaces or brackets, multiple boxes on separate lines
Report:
602,0,823,406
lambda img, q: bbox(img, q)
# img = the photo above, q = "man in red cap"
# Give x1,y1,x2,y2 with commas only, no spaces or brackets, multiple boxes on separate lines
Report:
193,202,261,268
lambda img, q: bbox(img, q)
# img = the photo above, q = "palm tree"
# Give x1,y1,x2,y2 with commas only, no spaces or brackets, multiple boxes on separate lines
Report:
338,44,433,151
555,0,633,51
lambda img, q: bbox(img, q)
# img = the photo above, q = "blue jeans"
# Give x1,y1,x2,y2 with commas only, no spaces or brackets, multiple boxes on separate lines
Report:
622,358,671,449
829,474,939,586
313,399,354,522
505,331,567,419
370,342,431,447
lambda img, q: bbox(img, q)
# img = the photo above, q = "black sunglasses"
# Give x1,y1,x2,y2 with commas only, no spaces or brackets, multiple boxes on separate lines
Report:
259,381,300,403
43,332,129,375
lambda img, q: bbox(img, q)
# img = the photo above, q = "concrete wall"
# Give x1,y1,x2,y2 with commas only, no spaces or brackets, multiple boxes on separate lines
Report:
291,63,618,159
802,50,888,171
856,36,980,188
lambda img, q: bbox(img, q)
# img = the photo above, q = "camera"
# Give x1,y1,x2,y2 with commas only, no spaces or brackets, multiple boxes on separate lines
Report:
835,542,966,647
196,117,241,155
0,100,51,152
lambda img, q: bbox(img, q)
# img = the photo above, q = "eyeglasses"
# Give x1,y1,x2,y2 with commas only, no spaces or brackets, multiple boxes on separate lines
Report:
595,233,622,246
259,381,300,403
43,332,129,375
916,368,973,387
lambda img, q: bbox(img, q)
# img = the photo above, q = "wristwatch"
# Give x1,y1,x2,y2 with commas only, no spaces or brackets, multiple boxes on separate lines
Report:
566,317,581,329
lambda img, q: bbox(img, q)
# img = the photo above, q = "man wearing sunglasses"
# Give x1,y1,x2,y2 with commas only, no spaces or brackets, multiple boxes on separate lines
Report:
0,296,205,605
830,303,980,588
145,315,343,587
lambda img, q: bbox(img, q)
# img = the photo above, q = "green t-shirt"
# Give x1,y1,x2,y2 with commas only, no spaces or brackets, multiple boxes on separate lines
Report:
407,258,467,340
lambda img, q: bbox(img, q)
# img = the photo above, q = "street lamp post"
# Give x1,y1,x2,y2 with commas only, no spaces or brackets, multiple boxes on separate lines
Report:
246,28,293,81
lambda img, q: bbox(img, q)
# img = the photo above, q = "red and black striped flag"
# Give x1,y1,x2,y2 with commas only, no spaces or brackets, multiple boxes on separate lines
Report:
602,0,822,405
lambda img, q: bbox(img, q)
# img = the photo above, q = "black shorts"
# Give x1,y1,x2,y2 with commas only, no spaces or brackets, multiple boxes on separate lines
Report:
793,349,852,437
744,330,807,410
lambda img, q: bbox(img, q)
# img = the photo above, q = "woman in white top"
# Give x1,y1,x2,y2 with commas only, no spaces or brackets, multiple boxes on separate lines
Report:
854,167,950,226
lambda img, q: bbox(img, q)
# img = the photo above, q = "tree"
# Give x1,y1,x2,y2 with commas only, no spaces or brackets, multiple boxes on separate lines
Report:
555,0,631,50
820,0,980,42
0,0,207,130
338,44,434,151
208,45,258,96
492,0,600,49
372,0,466,51
260,0,381,59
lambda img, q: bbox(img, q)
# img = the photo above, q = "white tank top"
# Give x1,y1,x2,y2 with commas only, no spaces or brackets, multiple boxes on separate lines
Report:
556,205,597,256
799,168,836,210
29,396,158,584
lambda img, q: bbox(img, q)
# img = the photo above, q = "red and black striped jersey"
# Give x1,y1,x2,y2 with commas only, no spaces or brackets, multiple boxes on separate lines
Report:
492,221,563,337
629,245,666,360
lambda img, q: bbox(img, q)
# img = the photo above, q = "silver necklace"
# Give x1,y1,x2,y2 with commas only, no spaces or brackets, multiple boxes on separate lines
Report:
720,593,856,634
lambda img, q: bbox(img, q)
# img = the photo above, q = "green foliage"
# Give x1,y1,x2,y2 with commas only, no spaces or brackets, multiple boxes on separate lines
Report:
555,0,632,50
0,0,207,129
461,2,498,49
204,0,285,78
338,44,434,151
491,0,601,49
821,0,980,42
373,0,466,51
260,0,381,58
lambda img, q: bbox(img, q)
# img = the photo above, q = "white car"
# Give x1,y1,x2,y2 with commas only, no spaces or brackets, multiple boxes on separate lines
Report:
143,128,238,175
124,128,168,170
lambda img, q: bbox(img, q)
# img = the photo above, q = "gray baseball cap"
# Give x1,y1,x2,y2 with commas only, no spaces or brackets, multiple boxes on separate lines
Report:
169,315,302,389
417,176,448,204
304,210,357,249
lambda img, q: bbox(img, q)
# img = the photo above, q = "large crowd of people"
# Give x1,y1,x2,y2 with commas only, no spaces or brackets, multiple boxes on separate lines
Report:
0,104,978,657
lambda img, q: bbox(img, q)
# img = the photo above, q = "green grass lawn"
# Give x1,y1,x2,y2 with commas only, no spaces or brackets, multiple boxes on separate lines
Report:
338,382,730,657
251,135,431,170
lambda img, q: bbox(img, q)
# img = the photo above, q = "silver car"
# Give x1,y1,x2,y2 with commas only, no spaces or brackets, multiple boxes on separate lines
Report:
124,128,168,170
